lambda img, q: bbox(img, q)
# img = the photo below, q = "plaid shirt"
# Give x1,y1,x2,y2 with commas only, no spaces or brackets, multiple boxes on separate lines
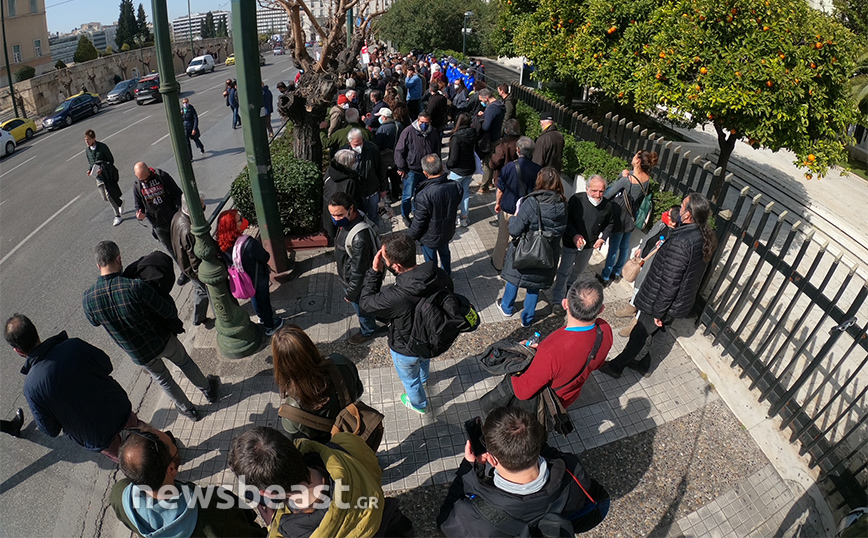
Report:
83,273,177,365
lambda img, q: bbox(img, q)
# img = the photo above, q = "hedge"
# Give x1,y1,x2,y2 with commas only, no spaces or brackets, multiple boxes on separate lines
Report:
229,130,323,237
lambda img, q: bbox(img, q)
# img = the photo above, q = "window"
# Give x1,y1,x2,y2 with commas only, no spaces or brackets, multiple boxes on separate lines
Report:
12,44,21,63
30,0,36,12
34,39,41,57
8,0,15,17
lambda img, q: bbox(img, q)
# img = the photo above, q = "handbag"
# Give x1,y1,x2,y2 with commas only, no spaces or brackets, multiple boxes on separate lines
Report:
512,196,556,270
227,235,257,300
622,241,662,283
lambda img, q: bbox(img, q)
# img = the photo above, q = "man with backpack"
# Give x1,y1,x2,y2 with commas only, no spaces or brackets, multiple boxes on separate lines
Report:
328,192,387,346
437,406,607,537
359,232,454,415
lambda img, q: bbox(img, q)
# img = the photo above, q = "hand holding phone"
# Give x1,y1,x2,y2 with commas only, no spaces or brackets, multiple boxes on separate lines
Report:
464,417,485,458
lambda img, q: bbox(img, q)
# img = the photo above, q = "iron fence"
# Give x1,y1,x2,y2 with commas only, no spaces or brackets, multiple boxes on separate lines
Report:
505,80,868,515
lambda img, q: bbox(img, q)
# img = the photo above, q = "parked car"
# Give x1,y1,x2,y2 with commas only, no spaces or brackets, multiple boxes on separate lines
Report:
225,53,265,66
106,78,139,104
42,93,101,130
1,118,38,142
273,46,284,55
1,129,15,158
135,74,162,105
186,54,216,76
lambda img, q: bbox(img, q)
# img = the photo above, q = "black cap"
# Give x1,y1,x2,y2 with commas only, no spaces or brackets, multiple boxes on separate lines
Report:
539,111,553,121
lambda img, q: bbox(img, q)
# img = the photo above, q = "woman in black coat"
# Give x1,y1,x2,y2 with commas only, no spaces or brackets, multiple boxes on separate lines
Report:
599,192,717,378
498,167,568,327
446,113,477,227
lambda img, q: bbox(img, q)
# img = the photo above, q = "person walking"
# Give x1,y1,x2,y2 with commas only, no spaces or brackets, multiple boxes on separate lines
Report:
598,193,717,378
491,137,541,271
227,80,241,130
133,162,187,286
407,155,462,275
84,130,124,226
181,98,205,159
598,150,657,286
497,167,568,327
261,82,274,138
83,241,220,422
216,209,285,336
394,111,441,227
446,113,477,228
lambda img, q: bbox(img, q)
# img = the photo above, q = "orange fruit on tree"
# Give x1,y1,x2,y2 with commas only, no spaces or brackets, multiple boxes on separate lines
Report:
659,51,666,58
735,71,741,77
766,80,773,87
700,67,708,74
808,154,815,162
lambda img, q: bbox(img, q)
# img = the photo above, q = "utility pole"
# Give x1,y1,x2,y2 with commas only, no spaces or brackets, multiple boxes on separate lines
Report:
187,0,194,57
346,8,353,48
151,0,262,358
1,0,20,118
231,0,290,276
462,11,473,59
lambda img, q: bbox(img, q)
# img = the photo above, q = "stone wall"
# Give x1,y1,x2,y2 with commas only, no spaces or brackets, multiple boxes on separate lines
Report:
0,38,233,121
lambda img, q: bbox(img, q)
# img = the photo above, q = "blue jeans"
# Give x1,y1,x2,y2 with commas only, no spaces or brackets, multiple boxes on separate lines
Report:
501,281,540,326
251,282,276,328
449,173,473,217
390,349,430,409
231,106,241,128
401,171,423,218
362,192,380,226
421,244,452,275
350,301,377,337
602,232,632,280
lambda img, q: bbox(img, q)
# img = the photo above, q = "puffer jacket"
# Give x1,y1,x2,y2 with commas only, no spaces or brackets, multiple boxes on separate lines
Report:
360,262,454,356
335,214,379,302
446,126,477,176
502,190,567,290
181,103,199,132
407,173,462,247
634,223,707,319
394,120,441,173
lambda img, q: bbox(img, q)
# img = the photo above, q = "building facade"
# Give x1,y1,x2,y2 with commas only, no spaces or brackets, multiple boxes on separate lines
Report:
1,0,53,86
171,11,231,42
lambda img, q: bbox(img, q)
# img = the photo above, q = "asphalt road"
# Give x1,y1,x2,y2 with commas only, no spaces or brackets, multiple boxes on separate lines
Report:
0,52,298,537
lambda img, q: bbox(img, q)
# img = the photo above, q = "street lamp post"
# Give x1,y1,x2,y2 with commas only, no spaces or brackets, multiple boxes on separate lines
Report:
187,0,194,56
1,0,20,118
151,0,262,358
462,11,473,59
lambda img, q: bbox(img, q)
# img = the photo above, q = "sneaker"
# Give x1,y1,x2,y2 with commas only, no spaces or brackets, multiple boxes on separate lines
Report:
614,304,637,318
203,375,221,404
200,147,205,154
459,216,469,228
112,216,122,226
119,200,124,214
619,317,638,337
496,298,513,317
400,393,428,415
178,406,202,422
521,318,533,328
177,274,190,286
264,317,285,337
8,408,24,437
348,331,375,346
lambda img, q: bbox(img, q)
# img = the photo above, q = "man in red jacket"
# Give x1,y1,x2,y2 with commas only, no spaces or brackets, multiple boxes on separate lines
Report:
512,279,613,408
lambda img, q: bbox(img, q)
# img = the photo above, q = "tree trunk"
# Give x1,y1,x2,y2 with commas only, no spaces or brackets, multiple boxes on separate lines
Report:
711,122,738,205
291,108,324,164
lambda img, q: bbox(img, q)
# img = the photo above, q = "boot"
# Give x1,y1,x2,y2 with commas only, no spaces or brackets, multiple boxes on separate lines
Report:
619,317,638,338
614,303,637,318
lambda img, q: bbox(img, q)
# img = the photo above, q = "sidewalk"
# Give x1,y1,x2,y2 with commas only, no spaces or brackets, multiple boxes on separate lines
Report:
108,178,835,537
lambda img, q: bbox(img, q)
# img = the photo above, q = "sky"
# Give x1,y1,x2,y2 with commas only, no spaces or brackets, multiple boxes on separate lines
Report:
45,0,235,34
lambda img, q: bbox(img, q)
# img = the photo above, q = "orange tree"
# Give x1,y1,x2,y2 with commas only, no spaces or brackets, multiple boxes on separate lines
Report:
505,0,862,197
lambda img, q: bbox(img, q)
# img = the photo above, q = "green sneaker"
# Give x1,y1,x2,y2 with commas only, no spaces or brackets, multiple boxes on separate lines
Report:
400,393,428,415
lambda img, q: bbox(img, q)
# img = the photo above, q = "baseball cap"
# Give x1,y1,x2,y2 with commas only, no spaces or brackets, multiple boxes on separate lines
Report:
375,108,393,118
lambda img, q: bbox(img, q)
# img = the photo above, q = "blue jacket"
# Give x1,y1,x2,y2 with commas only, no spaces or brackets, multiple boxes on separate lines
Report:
262,85,274,115
21,331,132,451
227,87,239,108
405,74,423,101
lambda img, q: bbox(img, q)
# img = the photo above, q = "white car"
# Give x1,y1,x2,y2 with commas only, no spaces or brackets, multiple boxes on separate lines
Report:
1,128,15,158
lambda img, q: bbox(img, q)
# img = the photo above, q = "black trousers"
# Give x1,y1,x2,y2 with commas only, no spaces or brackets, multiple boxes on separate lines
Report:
608,312,665,374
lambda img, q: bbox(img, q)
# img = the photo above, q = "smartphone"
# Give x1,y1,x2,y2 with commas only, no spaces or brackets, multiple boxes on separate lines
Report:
464,417,485,457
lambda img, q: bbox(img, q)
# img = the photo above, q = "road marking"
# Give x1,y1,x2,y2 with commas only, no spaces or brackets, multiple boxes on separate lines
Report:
30,132,57,147
282,67,294,73
103,115,152,141
66,149,85,162
151,133,170,145
207,82,225,91
0,156,37,178
0,195,83,267
123,107,138,114
199,109,211,117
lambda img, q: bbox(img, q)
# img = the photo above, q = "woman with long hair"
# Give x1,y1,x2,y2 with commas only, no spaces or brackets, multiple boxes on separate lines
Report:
216,209,284,336
498,167,568,326
598,150,657,286
272,325,363,442
451,79,469,118
446,112,478,227
599,192,717,378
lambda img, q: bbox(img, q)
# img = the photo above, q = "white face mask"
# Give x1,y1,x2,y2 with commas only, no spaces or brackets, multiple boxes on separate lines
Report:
587,193,603,207
352,145,363,154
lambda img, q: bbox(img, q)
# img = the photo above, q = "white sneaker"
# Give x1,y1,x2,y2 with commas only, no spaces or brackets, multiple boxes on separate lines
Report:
112,216,122,226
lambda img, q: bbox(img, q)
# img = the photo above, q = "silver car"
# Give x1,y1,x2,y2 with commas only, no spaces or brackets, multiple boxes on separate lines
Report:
106,78,139,104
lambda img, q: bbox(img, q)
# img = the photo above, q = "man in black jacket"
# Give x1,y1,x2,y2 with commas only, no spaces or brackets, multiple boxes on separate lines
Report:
407,155,462,275
599,192,717,378
394,111,441,227
425,82,448,132
475,88,506,193
360,233,453,414
533,112,565,173
328,192,386,346
133,162,187,285
322,149,364,242
437,406,600,536
343,128,387,226
5,313,156,461
181,97,205,159
85,129,124,226
551,175,615,302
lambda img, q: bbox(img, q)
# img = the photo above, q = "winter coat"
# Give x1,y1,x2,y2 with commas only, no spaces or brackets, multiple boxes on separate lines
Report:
533,124,565,173
329,105,346,137
562,193,616,249
341,141,385,197
394,120,441,173
634,223,707,320
502,190,567,290
322,162,363,238
335,214,379,302
502,93,516,125
497,157,541,215
446,126,478,176
85,141,122,200
360,262,454,356
489,134,519,185
407,173,462,247
21,331,132,451
373,120,399,151
181,104,199,133
452,89,469,111
426,92,449,131
222,235,270,292
476,100,505,155
227,87,239,109
328,122,371,159
170,211,202,281
262,85,274,115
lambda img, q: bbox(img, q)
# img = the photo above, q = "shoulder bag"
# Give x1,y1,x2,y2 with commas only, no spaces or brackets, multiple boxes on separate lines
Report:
512,196,556,270
227,235,257,300
621,242,661,283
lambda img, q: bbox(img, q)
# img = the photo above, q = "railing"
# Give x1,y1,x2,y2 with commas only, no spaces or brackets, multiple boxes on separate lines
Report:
505,80,868,517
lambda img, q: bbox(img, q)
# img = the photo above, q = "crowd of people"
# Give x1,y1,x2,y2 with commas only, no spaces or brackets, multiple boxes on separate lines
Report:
2,48,720,538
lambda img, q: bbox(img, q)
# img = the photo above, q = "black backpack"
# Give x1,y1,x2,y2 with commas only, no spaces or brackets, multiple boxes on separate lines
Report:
405,288,480,358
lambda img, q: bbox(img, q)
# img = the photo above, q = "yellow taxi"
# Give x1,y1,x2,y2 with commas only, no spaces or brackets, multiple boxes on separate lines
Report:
225,54,235,66
1,117,38,142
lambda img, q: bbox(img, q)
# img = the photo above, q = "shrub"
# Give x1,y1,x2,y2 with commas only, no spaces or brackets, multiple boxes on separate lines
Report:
649,182,682,224
564,139,628,182
14,65,36,82
230,131,323,237
515,100,540,138
121,43,131,52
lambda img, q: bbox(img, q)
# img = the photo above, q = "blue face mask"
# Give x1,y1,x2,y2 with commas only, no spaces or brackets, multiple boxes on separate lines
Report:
481,102,488,108
331,215,350,228
419,123,429,132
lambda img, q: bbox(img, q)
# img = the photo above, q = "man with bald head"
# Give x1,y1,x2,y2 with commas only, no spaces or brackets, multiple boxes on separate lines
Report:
133,162,186,285
551,175,616,303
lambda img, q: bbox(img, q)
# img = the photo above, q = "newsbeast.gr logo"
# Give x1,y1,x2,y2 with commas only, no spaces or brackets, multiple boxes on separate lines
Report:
129,476,380,511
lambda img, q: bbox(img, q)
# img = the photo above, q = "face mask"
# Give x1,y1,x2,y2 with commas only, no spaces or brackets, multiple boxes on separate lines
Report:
386,264,399,276
419,123,429,132
352,145,363,154
331,215,350,228
481,102,488,108
341,103,349,110
587,193,602,207
239,218,249,232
